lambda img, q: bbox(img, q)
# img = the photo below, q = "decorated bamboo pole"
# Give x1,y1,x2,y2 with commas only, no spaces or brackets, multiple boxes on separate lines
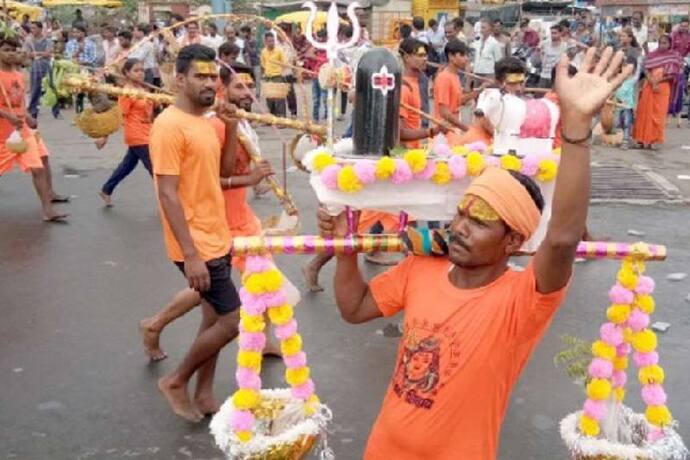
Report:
62,77,328,136
230,235,667,261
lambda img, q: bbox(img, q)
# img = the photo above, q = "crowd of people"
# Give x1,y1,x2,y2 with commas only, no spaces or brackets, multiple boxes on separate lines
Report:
0,7,684,458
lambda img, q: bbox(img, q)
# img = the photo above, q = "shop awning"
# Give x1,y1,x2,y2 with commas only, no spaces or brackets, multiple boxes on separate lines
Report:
42,0,123,8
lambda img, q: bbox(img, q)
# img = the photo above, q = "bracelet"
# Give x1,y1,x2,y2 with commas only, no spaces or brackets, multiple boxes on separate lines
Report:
561,129,592,145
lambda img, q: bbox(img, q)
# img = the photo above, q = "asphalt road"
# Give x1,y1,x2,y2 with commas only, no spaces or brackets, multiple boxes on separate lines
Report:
1,112,690,460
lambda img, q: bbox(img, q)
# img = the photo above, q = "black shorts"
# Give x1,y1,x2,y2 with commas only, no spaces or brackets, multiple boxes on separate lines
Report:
175,254,241,315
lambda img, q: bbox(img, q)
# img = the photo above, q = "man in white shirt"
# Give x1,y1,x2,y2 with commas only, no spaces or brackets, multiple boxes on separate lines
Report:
202,23,224,52
631,11,648,50
472,17,503,82
224,25,246,64
100,24,120,66
411,16,429,44
539,24,569,87
427,17,447,58
130,23,157,84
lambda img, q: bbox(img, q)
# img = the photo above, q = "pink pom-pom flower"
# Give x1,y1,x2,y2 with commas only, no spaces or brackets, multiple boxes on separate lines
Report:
262,291,287,308
240,291,267,316
448,155,466,179
275,319,298,340
433,141,452,158
291,378,315,400
231,410,255,431
633,351,659,367
627,308,650,332
520,154,539,176
391,159,413,184
648,428,665,442
588,358,614,379
353,160,377,185
239,331,267,351
635,276,655,295
236,367,261,390
466,141,488,153
245,256,272,274
284,351,307,368
485,156,500,168
415,159,436,180
600,322,624,346
611,370,627,387
617,343,632,356
320,164,342,190
583,398,608,420
641,384,667,406
609,284,635,305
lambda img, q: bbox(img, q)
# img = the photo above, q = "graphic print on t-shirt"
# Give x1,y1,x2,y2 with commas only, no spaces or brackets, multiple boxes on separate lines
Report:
392,317,463,409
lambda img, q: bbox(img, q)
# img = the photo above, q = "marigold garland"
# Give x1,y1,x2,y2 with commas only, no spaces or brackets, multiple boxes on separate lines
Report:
230,255,319,443
579,250,673,441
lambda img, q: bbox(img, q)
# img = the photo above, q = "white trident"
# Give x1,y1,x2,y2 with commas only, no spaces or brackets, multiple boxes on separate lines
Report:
303,0,361,147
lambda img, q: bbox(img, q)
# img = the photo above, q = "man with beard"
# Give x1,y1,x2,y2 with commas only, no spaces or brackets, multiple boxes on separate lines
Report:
150,45,241,422
140,62,281,372
317,48,632,459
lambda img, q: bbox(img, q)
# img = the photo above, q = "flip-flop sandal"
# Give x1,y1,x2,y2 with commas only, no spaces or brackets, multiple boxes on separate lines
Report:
51,196,71,203
148,352,168,362
43,213,69,222
262,350,282,359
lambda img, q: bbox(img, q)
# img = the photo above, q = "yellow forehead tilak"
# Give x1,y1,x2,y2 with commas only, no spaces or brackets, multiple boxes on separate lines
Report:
505,73,526,84
235,72,254,84
459,195,501,222
193,61,219,76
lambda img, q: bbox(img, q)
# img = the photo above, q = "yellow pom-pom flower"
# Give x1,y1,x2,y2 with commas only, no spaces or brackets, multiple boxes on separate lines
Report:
240,312,266,333
646,405,673,427
586,378,612,400
337,165,363,193
591,340,616,361
304,394,321,416
639,365,665,385
281,333,303,356
285,366,310,386
617,267,638,290
432,162,452,185
233,388,260,410
632,329,657,354
623,327,634,343
451,145,469,156
466,152,485,176
613,356,628,371
537,159,558,182
404,149,428,173
237,350,262,371
243,269,283,295
268,304,294,326
614,387,626,402
375,157,396,181
236,430,253,443
500,154,522,172
579,414,600,437
313,151,336,172
636,295,656,314
607,304,631,324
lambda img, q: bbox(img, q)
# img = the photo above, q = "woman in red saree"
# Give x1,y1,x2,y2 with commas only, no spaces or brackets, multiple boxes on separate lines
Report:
633,34,682,150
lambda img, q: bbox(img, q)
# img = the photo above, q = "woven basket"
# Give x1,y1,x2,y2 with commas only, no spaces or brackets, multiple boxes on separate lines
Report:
263,81,290,99
75,105,122,139
210,388,330,460
160,61,176,92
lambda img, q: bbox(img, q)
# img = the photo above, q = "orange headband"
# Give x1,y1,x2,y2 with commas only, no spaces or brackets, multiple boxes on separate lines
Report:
464,167,541,239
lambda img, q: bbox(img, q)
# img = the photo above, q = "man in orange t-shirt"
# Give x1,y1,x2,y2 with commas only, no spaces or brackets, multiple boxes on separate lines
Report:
150,45,240,423
398,38,443,148
317,48,632,459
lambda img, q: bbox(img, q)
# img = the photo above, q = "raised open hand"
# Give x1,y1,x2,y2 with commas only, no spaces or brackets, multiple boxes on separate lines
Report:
555,47,632,140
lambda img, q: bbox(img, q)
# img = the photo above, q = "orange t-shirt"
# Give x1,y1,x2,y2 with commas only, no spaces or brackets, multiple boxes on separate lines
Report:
433,69,462,120
119,90,153,146
400,76,422,149
150,106,230,262
544,91,561,149
366,256,568,460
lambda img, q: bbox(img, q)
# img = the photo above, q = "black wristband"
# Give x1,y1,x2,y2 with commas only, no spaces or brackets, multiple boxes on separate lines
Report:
561,129,592,145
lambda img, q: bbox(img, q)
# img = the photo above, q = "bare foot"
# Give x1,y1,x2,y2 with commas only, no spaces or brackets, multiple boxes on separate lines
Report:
194,395,222,416
262,340,282,358
98,191,113,207
301,264,324,293
43,211,69,222
139,319,167,362
158,377,203,422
